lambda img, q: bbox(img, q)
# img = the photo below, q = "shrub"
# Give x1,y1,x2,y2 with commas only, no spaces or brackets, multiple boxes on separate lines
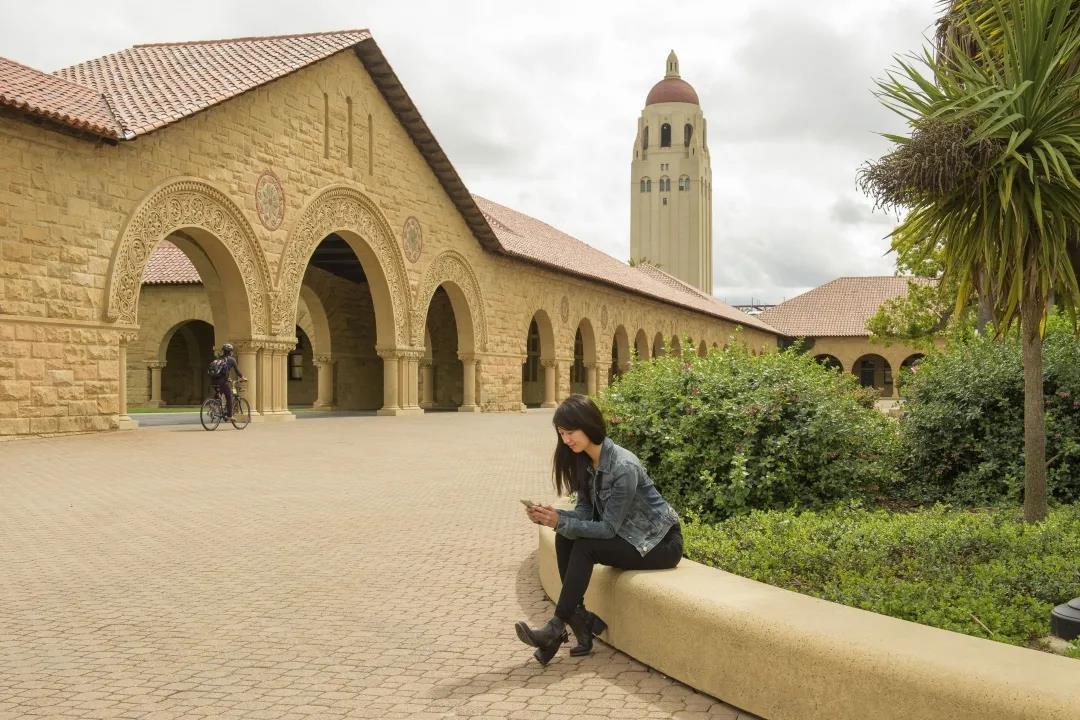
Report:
682,504,1080,651
896,313,1080,505
600,340,898,522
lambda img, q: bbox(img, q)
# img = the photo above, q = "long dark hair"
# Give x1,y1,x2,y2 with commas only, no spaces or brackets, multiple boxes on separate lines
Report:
552,394,607,498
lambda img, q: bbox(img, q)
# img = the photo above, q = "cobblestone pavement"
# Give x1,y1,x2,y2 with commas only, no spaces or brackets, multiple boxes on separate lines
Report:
0,411,756,720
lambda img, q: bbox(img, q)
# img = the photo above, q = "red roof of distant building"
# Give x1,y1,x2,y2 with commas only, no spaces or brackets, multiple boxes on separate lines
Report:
141,241,200,284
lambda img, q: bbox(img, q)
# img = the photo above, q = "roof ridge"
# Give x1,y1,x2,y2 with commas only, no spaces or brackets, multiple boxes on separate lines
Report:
132,29,370,49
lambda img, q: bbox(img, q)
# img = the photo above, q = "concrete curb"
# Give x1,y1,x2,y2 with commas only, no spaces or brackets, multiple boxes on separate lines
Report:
537,526,1080,720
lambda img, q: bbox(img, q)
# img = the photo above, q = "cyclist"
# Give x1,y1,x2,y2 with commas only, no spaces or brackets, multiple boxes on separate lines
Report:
208,343,246,420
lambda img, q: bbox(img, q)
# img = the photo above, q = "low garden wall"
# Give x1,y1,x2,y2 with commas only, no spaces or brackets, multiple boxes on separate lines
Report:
537,526,1080,720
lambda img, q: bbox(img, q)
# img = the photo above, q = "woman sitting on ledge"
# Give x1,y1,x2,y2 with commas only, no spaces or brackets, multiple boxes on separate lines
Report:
516,394,683,665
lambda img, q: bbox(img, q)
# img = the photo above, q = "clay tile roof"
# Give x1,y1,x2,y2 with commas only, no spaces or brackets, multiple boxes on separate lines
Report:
472,195,778,334
0,56,122,138
54,30,371,137
141,241,201,284
759,276,937,337
645,77,699,106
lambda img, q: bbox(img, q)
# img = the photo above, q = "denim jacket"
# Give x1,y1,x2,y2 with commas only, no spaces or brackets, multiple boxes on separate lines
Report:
555,437,679,556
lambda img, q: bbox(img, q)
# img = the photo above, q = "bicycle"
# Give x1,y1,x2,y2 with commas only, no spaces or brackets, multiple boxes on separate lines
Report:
200,378,251,431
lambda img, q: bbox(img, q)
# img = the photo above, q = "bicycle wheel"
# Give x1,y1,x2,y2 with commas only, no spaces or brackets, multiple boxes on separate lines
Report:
230,397,251,430
200,398,222,431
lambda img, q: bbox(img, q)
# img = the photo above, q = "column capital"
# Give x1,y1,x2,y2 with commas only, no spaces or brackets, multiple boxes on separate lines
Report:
376,346,424,361
118,330,138,346
313,354,333,366
541,359,558,370
458,352,480,364
146,360,168,370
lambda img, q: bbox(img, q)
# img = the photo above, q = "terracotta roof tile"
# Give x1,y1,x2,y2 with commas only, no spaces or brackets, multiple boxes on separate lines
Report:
472,196,778,334
0,56,121,138
141,241,200,284
55,30,371,137
758,276,936,337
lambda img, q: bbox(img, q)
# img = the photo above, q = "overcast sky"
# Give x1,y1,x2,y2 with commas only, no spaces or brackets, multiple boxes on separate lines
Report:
2,0,941,305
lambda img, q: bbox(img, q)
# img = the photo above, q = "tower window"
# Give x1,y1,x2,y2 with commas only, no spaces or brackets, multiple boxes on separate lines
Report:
660,123,671,147
640,177,652,193
684,123,693,147
678,175,690,191
659,176,671,192
642,126,649,150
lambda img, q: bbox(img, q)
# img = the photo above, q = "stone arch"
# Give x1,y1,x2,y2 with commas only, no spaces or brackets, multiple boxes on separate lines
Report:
653,331,666,357
901,353,926,370
697,340,708,357
413,250,488,354
574,317,598,367
670,335,683,355
298,285,332,359
158,318,215,362
853,353,894,397
634,328,651,361
276,184,412,347
814,354,843,371
530,309,557,362
106,177,271,335
611,325,630,369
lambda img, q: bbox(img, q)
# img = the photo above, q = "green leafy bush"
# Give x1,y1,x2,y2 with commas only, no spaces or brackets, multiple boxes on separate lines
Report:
896,313,1080,505
683,504,1080,651
600,340,898,522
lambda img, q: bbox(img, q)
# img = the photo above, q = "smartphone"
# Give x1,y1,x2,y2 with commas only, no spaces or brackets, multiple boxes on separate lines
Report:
520,499,536,507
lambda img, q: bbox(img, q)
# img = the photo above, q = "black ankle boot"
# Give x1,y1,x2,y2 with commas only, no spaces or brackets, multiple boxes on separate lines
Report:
514,616,567,665
568,606,607,656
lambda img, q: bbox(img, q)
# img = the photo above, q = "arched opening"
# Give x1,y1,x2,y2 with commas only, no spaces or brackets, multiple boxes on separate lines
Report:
697,340,708,358
814,354,843,372
634,329,651,361
661,123,671,147
684,123,693,147
522,311,556,408
421,286,464,410
653,332,666,358
286,326,316,407
159,320,214,407
670,335,683,356
899,353,926,394
570,318,598,396
853,354,894,397
642,126,649,150
609,326,630,384
296,234,386,412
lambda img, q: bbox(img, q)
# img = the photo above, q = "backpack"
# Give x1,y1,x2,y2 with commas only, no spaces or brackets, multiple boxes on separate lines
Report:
208,357,230,380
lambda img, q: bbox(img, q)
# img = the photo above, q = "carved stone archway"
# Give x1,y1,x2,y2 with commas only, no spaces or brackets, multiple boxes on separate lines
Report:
105,178,271,336
412,250,488,352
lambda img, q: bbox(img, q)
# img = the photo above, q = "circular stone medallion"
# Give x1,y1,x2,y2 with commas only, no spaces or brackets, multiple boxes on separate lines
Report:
559,296,570,324
255,171,284,231
402,216,423,263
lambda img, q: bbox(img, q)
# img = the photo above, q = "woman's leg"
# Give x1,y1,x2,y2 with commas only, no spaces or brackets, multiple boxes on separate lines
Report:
555,533,573,581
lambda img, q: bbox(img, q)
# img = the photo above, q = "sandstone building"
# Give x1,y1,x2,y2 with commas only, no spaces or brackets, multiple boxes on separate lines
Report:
629,51,712,295
0,30,779,437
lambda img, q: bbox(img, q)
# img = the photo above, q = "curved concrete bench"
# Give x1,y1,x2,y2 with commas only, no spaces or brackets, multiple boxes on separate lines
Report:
537,527,1080,720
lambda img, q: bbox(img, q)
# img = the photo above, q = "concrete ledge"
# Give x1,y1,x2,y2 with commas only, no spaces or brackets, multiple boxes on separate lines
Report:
537,527,1080,720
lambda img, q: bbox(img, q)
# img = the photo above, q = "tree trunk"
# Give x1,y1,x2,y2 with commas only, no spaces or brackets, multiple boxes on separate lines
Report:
1021,293,1048,523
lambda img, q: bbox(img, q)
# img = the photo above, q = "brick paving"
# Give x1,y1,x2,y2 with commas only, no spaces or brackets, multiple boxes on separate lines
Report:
0,411,756,719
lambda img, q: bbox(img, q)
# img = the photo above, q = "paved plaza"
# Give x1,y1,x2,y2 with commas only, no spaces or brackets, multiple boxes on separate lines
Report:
0,412,754,720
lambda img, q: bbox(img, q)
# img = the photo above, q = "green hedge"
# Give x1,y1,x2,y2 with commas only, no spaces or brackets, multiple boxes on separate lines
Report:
683,504,1080,653
600,340,898,523
896,314,1080,505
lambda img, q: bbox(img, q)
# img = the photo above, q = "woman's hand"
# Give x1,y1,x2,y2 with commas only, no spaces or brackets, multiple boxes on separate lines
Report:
526,504,559,528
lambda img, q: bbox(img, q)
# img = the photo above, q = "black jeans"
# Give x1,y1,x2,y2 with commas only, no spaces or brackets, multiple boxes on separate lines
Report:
553,524,683,620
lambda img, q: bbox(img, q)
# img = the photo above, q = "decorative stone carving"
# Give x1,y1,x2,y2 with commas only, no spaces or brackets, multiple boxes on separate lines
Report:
412,250,489,352
601,305,609,331
402,216,423,264
255,171,285,231
106,179,271,335
276,185,411,345
559,295,570,325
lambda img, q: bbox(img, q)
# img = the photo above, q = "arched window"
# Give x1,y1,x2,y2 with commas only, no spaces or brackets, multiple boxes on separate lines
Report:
684,123,693,147
678,175,690,191
522,320,540,383
641,126,649,150
660,123,671,147
640,177,652,193
659,176,671,192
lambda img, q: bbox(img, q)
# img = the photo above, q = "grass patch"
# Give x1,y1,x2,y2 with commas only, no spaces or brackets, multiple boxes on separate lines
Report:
683,504,1080,654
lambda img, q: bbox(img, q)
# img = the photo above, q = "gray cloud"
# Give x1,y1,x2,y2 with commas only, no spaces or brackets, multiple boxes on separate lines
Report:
0,0,938,306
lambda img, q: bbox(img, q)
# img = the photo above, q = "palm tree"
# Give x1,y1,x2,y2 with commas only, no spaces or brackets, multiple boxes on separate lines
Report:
859,0,1080,522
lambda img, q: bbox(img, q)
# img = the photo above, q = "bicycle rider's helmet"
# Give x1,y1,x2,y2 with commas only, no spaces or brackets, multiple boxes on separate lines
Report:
221,343,235,356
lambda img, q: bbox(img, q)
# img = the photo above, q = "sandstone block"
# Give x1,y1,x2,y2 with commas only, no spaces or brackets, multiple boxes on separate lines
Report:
15,359,44,380
29,417,58,433
0,418,30,435
31,386,58,406
48,369,74,385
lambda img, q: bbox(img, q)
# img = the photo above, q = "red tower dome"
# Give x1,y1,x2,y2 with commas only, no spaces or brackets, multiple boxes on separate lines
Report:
645,50,699,106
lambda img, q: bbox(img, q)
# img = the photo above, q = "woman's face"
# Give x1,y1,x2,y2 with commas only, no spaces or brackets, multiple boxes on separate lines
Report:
556,427,590,453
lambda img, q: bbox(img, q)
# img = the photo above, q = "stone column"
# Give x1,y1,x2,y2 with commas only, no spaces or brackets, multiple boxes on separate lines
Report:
420,360,434,409
586,363,598,397
251,340,295,422
376,348,401,416
147,361,167,407
459,353,480,413
117,332,138,430
541,359,557,409
235,341,259,416
313,354,335,410
402,350,422,414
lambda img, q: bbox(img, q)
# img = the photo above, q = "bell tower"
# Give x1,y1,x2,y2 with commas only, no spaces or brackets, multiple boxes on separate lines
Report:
630,51,713,294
